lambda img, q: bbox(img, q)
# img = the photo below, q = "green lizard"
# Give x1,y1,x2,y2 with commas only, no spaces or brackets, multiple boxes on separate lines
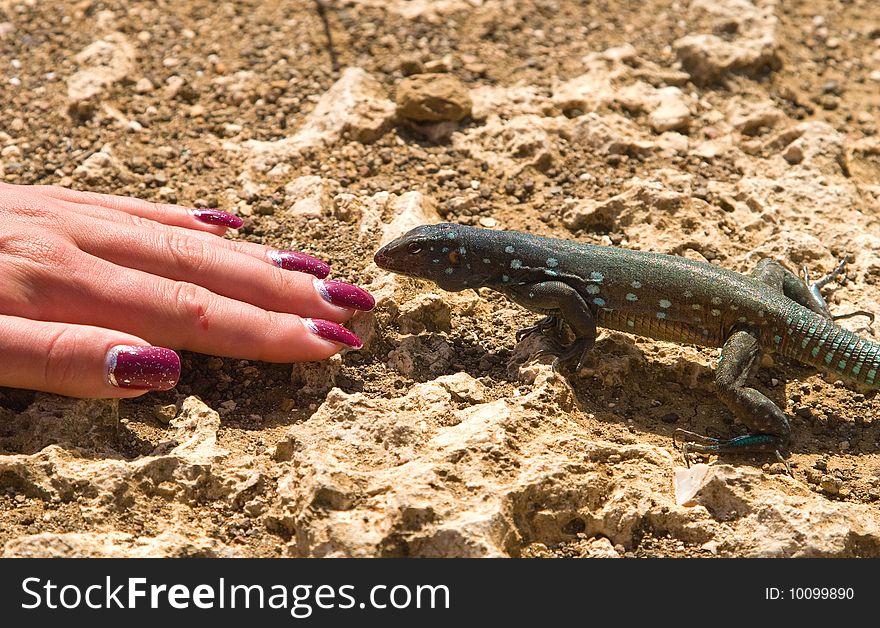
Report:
374,223,877,458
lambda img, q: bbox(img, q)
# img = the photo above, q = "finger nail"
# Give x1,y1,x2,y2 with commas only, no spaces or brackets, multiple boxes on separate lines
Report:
106,345,181,390
303,319,363,349
268,250,331,279
314,279,376,311
191,208,244,229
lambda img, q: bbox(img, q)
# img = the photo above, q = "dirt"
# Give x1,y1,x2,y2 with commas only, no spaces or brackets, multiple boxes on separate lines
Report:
1,0,880,557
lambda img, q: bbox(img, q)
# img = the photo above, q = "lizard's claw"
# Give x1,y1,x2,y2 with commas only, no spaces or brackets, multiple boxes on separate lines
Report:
803,255,876,326
516,316,560,342
550,337,593,374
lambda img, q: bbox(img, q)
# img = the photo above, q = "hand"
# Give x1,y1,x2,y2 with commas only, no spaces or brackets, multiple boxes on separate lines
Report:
0,183,374,398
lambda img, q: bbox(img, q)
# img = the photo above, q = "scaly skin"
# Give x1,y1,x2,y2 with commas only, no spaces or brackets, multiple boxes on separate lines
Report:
375,224,880,458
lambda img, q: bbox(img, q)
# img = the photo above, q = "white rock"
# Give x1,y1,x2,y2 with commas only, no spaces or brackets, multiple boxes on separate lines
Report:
283,176,340,218
674,0,779,84
244,67,397,173
67,32,136,109
379,191,441,245
134,77,154,93
73,144,134,183
3,531,239,558
649,86,691,132
674,463,713,505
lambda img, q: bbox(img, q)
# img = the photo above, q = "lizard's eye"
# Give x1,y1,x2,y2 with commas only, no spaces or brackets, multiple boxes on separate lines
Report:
447,251,460,265
407,243,422,255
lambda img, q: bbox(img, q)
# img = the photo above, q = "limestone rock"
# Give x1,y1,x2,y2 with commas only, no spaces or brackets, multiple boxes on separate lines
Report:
380,191,441,245
454,114,570,175
67,32,136,118
674,0,779,84
283,176,341,218
469,84,545,121
73,144,134,184
244,68,397,172
396,73,472,122
562,179,687,232
397,293,453,334
290,356,342,396
3,531,239,558
683,465,880,556
648,87,691,133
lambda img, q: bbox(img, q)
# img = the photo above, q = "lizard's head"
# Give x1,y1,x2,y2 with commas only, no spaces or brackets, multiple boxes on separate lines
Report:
374,223,488,291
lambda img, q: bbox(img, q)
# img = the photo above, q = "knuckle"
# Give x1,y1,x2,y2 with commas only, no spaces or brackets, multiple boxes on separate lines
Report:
0,230,75,268
163,231,215,274
171,281,214,330
127,214,153,229
42,326,81,390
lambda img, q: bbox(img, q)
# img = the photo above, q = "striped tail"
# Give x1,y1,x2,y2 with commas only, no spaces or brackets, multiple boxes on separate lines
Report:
775,302,880,388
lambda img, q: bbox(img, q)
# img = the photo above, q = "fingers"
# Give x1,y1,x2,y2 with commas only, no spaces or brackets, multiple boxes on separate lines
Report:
71,220,372,319
35,185,242,235
25,253,363,363
45,190,333,278
0,314,180,398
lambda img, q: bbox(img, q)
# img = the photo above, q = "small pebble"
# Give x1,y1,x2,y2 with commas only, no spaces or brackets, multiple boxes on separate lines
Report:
153,404,178,425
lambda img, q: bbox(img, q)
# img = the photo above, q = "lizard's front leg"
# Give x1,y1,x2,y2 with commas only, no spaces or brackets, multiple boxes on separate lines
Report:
504,281,597,372
679,329,791,457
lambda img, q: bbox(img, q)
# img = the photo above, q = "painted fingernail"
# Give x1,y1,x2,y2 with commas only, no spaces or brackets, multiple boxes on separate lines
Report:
106,345,181,391
314,278,376,311
191,208,244,229
268,250,331,279
303,319,363,349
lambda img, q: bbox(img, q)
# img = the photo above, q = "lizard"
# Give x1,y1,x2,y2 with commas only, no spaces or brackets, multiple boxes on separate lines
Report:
374,223,878,459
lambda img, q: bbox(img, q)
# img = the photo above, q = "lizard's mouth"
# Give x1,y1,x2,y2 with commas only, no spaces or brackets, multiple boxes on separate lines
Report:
373,241,406,273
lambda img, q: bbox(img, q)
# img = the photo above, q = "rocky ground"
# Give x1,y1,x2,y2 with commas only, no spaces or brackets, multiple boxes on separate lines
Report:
1,0,880,557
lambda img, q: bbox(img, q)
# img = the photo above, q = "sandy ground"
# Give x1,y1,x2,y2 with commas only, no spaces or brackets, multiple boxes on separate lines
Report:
1,0,880,557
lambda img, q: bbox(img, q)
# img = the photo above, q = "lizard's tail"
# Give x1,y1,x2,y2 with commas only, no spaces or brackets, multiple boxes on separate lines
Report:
775,302,880,389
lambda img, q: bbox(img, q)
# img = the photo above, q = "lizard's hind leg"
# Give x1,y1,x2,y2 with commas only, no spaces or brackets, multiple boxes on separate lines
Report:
677,329,791,458
750,258,832,318
751,256,873,323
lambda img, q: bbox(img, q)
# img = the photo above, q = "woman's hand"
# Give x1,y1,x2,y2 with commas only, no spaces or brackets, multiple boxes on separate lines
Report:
0,182,373,398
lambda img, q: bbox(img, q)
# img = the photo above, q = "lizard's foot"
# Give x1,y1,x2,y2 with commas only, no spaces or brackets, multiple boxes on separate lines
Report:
803,256,876,325
803,255,849,294
550,337,593,374
673,428,788,456
516,316,560,342
676,435,792,475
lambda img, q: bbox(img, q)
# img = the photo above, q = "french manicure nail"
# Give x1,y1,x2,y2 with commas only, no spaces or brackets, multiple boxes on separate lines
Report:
106,345,181,390
314,279,376,311
303,319,363,349
191,208,244,229
268,250,331,279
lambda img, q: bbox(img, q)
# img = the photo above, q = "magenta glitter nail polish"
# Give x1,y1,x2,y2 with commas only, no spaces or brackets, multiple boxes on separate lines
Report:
314,279,376,311
191,208,244,229
106,346,181,390
268,250,331,279
303,319,363,349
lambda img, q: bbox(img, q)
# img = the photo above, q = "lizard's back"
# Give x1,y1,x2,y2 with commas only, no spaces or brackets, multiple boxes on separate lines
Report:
471,230,793,349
